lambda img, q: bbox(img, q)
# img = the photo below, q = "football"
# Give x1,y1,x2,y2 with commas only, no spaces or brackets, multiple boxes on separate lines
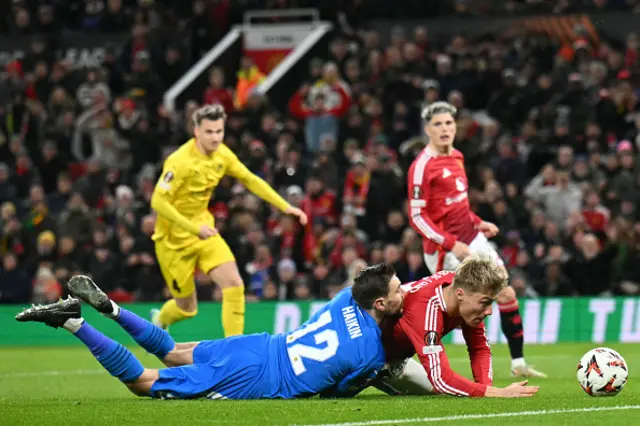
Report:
576,347,628,397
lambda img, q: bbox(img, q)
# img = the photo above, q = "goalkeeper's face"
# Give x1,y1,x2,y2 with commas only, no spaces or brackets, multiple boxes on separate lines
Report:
425,112,456,151
456,287,495,327
195,118,225,154
379,275,405,318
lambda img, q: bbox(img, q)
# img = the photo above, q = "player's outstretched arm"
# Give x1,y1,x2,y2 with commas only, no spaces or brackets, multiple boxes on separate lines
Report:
462,321,492,385
402,319,487,397
415,339,538,397
225,151,307,224
462,324,537,396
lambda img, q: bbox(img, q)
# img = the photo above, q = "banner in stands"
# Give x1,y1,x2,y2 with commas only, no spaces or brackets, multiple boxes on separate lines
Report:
0,33,130,68
370,11,636,45
243,24,314,74
2,297,640,346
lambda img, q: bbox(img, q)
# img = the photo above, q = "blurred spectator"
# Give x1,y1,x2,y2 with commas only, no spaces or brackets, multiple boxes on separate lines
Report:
525,169,582,231
234,57,265,110
203,67,234,114
0,252,30,303
32,266,62,304
288,78,351,154
58,193,95,246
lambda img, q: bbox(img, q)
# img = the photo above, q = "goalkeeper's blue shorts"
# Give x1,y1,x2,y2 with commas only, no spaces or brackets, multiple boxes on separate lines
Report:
149,333,271,400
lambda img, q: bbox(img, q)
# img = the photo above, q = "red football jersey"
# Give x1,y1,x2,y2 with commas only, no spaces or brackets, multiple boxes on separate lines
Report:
382,271,492,397
407,147,482,253
301,190,338,224
581,206,609,233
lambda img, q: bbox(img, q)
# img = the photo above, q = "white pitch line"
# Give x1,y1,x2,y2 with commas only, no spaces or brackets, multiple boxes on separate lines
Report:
292,405,640,426
0,369,104,378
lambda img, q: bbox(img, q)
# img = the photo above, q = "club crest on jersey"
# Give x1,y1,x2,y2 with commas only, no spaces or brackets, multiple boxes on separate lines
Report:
212,161,224,172
163,171,174,183
424,331,440,346
412,186,421,199
455,177,466,192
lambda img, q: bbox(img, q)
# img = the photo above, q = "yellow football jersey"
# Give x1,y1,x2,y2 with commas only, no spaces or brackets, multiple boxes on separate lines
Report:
152,138,289,250
153,139,249,248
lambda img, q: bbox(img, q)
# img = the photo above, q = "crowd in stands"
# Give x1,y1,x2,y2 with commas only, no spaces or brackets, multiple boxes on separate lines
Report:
1,0,640,305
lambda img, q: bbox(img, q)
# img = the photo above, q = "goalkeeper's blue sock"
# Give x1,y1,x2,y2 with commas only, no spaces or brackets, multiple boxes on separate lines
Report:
115,308,175,359
66,320,144,384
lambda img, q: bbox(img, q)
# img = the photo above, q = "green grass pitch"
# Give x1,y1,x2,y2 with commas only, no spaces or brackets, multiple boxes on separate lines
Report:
1,343,639,425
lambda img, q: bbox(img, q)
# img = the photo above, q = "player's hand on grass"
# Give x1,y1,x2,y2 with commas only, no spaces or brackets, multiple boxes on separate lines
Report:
198,225,218,239
486,380,539,398
451,241,470,260
477,221,499,238
503,380,539,397
285,206,308,225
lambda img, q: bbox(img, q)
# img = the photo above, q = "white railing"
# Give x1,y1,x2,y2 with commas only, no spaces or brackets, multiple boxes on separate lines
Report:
162,27,242,113
162,8,331,112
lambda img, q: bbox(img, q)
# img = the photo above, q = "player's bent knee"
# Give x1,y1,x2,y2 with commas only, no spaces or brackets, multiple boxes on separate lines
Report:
497,285,517,304
163,343,199,367
126,382,151,397
174,342,200,351
215,274,243,289
126,369,158,397
174,294,198,314
226,276,243,288
379,358,434,396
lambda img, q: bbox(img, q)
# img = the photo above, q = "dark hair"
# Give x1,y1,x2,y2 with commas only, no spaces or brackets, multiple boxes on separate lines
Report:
351,263,396,309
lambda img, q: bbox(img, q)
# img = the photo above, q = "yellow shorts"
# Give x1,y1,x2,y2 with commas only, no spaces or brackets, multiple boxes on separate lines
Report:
155,235,236,298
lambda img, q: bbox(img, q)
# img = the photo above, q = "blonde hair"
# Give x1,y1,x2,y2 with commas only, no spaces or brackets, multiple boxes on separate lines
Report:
192,104,227,127
452,253,508,296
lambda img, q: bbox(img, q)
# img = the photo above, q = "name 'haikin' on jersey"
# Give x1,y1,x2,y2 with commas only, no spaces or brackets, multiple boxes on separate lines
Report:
341,306,363,339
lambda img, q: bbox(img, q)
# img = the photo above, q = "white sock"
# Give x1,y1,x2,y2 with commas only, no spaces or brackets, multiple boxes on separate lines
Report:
511,357,526,369
63,317,85,333
105,300,121,319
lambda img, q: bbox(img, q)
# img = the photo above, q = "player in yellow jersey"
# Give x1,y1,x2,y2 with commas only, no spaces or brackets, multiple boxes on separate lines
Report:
150,104,307,336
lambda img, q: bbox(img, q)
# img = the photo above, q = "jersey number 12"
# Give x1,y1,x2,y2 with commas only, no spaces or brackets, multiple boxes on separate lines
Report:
286,311,339,376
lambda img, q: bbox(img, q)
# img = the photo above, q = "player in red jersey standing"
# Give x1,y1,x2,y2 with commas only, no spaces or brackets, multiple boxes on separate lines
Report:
406,101,545,378
379,255,539,397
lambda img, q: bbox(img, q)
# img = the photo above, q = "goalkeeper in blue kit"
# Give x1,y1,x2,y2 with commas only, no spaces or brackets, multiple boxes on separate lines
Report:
15,264,405,400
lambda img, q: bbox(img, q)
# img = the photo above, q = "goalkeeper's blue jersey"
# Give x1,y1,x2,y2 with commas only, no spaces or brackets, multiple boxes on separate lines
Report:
150,288,385,400
271,287,386,398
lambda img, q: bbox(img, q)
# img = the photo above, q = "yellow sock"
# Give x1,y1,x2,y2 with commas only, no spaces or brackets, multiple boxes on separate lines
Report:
222,286,245,337
157,299,197,328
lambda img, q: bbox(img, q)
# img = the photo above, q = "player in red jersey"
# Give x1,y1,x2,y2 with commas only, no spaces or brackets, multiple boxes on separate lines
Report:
406,101,545,378
379,254,539,397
